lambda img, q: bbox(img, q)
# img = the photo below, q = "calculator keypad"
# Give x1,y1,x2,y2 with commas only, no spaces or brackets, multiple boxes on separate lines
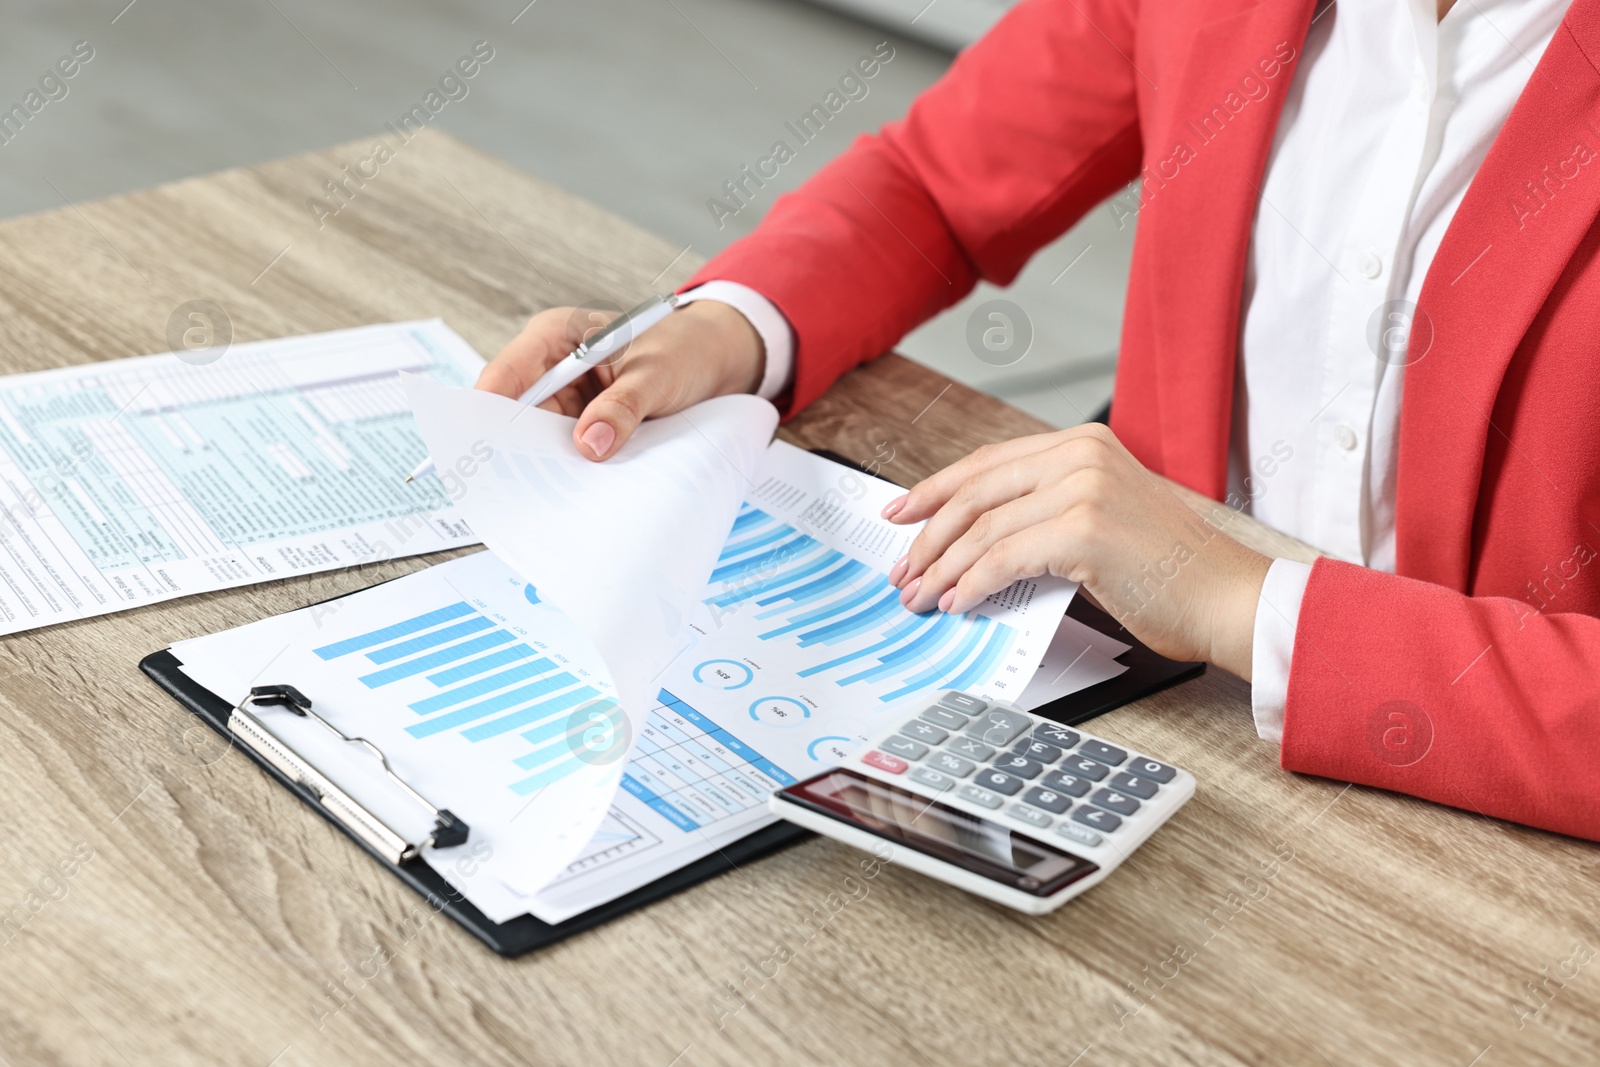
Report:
938,691,989,715
920,706,969,731
1110,771,1159,799
911,766,956,792
1023,786,1073,814
929,752,977,777
1061,755,1109,781
957,784,1005,809
1078,740,1127,766
967,707,1033,747
1041,770,1093,797
1013,739,1063,764
948,737,995,761
902,720,949,745
854,692,1187,850
973,768,1024,795
881,735,929,761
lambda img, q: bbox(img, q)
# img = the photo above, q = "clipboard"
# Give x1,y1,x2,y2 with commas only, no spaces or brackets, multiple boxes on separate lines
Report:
139,449,1202,957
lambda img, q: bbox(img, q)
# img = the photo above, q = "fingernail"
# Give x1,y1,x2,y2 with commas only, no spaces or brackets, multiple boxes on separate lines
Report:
888,555,909,586
938,588,956,613
580,421,615,459
899,576,921,606
881,495,907,520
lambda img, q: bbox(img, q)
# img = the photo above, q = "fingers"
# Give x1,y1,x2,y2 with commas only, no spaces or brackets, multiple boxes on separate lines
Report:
895,454,1054,604
479,300,763,462
477,307,586,399
571,350,704,460
898,489,1067,612
945,522,1074,615
882,432,1065,523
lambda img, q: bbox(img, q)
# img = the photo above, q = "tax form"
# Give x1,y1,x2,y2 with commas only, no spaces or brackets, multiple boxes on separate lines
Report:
0,320,484,635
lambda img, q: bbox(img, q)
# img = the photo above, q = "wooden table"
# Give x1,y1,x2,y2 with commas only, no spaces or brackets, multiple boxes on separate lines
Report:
0,131,1593,1067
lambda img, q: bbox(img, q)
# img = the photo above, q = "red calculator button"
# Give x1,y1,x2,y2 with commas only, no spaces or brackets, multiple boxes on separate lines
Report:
862,750,909,774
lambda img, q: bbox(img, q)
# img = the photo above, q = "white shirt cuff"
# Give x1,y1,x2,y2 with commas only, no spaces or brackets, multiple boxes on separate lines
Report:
1249,559,1313,744
677,281,795,402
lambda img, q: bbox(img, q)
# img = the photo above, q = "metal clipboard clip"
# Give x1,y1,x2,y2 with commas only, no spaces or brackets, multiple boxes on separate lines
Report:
228,683,470,865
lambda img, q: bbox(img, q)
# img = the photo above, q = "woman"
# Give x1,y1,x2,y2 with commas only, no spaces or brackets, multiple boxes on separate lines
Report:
478,0,1600,840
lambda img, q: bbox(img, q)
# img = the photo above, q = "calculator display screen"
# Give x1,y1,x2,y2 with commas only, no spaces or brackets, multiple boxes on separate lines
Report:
780,770,1099,897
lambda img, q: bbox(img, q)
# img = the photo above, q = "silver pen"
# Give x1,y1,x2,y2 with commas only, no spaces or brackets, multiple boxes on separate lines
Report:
406,292,680,482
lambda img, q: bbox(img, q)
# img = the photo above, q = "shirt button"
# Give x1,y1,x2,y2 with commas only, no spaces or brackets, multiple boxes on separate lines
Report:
1357,250,1383,279
1335,425,1358,451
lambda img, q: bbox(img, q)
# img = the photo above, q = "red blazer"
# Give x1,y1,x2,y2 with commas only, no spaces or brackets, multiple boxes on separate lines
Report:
690,0,1600,840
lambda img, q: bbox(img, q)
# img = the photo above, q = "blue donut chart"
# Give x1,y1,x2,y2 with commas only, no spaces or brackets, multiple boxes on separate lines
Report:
807,735,854,762
693,659,753,690
523,584,540,606
748,695,810,725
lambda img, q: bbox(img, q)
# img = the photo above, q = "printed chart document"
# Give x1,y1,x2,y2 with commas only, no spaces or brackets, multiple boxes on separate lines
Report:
168,372,1099,927
0,320,484,635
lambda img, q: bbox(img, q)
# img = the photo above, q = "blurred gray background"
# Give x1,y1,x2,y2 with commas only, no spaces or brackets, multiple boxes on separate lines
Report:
1,0,1133,426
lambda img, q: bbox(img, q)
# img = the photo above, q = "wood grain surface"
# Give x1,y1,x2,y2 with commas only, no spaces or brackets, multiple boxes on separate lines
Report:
0,130,1594,1067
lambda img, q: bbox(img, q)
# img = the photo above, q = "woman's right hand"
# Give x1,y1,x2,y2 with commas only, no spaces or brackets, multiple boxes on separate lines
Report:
475,299,766,461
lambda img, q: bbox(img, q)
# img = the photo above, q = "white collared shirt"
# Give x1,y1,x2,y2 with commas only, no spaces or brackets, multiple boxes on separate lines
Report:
1239,0,1568,740
693,0,1571,740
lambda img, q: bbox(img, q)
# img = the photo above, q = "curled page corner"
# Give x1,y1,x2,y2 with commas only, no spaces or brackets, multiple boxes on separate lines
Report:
402,374,778,891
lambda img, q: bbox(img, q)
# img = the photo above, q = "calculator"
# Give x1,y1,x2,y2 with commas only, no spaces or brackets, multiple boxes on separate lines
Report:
769,690,1195,913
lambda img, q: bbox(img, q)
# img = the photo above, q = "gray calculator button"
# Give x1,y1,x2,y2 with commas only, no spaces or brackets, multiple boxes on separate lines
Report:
910,767,956,793
990,754,1043,780
1041,770,1092,797
957,784,1004,809
1078,740,1128,766
1057,822,1103,848
920,706,969,731
1023,786,1073,814
1012,739,1062,764
938,691,989,715
1110,771,1159,799
1033,723,1080,749
929,752,976,778
1061,755,1109,781
902,719,949,745
1009,804,1052,829
973,768,1024,796
1090,788,1140,817
881,735,929,760
966,707,1032,747
1129,757,1177,783
1073,807,1121,833
948,736,995,761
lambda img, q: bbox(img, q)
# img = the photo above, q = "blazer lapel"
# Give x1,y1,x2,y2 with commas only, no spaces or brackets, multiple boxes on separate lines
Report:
1399,0,1600,589
1143,0,1319,498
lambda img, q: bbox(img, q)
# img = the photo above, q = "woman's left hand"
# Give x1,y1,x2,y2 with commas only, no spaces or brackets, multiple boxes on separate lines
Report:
883,423,1272,679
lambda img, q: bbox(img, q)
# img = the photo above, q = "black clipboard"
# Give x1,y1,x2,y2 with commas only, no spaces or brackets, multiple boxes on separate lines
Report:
139,448,1201,957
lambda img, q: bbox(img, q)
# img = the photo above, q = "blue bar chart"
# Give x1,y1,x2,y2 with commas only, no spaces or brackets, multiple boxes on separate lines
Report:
310,598,789,819
704,506,1020,703
312,600,616,797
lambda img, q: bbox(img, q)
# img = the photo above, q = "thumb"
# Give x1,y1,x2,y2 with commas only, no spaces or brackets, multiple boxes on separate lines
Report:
572,361,684,461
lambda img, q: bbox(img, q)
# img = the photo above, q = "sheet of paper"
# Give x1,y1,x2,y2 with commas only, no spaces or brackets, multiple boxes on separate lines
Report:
404,378,778,720
1014,614,1130,710
468,443,1085,923
165,444,1101,924
0,320,484,635
171,551,634,906
402,378,778,895
652,440,1079,770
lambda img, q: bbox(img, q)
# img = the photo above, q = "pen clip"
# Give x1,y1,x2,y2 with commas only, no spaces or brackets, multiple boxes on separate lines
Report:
235,684,471,862
574,292,677,364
